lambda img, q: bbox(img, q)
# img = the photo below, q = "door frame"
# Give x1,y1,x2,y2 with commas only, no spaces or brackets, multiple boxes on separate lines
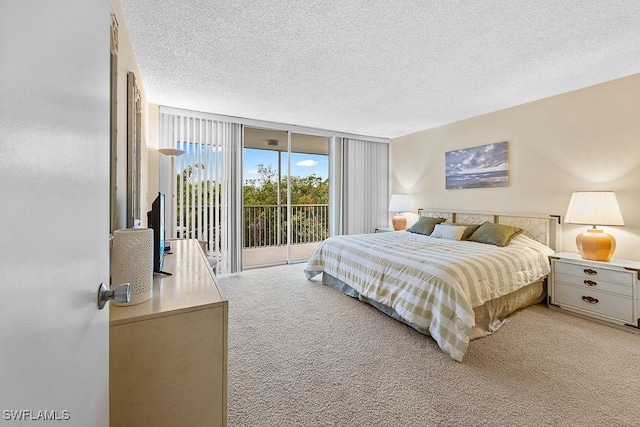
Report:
242,128,331,268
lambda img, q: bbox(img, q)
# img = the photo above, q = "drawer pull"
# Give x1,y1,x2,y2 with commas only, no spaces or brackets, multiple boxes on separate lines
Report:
583,279,597,287
583,268,597,275
581,296,599,304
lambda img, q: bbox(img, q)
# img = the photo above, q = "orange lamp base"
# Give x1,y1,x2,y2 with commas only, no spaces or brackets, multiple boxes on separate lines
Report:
392,214,407,231
576,228,616,262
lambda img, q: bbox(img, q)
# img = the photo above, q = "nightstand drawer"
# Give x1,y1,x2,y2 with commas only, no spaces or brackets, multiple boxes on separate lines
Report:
553,282,634,323
554,261,633,286
554,272,632,296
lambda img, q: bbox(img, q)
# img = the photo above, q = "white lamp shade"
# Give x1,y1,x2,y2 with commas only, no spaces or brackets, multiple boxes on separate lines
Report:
388,194,411,212
564,191,624,226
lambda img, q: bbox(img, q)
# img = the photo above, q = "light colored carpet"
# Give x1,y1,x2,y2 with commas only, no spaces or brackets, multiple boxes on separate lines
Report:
217,263,640,426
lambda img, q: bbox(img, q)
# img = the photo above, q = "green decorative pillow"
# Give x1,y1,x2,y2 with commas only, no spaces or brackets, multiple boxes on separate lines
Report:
456,223,483,241
467,222,523,247
406,217,446,236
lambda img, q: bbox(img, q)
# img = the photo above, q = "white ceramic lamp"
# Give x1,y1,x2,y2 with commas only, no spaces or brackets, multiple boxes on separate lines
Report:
112,228,154,305
564,191,624,262
388,194,412,231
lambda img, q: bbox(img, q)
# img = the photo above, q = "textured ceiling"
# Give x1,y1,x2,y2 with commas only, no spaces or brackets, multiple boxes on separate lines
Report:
119,0,640,139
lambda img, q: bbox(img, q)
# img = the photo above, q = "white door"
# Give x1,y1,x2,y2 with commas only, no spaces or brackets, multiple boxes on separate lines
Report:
0,1,110,426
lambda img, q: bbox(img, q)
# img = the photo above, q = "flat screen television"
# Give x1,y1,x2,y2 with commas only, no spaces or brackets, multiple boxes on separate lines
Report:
147,192,166,274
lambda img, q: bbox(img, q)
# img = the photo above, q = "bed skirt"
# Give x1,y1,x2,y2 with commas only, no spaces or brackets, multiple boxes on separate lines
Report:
321,273,546,340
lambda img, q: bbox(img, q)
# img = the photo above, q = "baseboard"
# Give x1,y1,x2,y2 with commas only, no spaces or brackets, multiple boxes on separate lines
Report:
546,304,640,335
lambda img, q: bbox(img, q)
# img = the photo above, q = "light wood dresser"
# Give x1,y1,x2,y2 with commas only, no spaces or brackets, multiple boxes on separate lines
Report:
110,239,227,427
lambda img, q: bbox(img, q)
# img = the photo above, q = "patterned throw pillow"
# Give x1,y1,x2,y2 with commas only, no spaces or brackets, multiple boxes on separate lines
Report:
430,224,467,241
406,217,446,236
467,222,523,247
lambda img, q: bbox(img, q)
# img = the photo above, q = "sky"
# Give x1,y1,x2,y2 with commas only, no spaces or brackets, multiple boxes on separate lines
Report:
171,143,329,184
243,149,328,184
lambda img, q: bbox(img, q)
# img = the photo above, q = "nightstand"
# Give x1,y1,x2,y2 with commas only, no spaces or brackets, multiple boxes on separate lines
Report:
549,252,640,329
374,227,395,233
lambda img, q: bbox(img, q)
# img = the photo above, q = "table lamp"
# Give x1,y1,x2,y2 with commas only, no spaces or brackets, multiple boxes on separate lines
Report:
388,194,412,231
564,191,624,261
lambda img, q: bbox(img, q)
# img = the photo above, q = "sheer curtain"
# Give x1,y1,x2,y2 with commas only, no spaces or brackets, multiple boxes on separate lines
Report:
342,138,389,234
159,108,242,273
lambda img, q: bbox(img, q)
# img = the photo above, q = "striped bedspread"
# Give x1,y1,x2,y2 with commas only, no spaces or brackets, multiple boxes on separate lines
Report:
304,232,553,361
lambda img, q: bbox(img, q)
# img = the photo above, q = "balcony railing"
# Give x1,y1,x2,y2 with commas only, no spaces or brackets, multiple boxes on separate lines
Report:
244,204,329,248
176,204,329,251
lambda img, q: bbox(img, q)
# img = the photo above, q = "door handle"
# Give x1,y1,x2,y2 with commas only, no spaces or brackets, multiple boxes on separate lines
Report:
97,282,131,310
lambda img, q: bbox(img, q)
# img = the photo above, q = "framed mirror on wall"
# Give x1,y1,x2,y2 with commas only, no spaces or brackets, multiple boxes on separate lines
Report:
110,13,118,233
127,71,142,228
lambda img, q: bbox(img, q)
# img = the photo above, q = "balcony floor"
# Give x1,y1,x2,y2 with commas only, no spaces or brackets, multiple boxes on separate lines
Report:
243,242,320,268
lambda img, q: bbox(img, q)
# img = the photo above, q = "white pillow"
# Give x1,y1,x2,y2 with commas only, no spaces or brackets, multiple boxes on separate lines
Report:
430,224,467,241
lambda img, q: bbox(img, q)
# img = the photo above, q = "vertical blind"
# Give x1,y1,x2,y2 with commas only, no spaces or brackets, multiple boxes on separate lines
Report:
342,138,389,234
159,109,242,273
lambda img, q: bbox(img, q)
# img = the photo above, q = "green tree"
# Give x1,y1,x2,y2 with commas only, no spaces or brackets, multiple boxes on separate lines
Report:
174,162,329,247
243,163,329,205
243,164,279,205
242,163,329,246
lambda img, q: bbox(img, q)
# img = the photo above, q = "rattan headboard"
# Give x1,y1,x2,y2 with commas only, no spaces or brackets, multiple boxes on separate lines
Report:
417,209,560,250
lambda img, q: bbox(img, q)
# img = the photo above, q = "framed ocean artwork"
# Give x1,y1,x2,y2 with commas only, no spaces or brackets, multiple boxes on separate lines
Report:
445,141,508,189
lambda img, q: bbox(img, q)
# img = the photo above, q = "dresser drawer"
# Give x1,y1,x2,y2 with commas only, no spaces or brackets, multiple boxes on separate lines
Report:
553,272,632,296
553,282,634,323
554,261,633,286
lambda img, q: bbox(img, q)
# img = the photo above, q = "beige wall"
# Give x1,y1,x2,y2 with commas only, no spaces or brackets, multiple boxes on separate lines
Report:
111,0,150,229
390,74,640,261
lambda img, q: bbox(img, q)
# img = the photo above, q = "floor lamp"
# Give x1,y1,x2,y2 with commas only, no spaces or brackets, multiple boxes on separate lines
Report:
158,148,186,238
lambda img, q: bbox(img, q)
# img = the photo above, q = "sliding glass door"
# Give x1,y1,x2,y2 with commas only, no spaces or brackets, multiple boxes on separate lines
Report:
243,129,289,266
243,128,329,268
289,133,329,262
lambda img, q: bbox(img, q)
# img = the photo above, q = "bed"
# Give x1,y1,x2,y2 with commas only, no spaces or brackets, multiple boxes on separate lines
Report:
304,210,558,361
